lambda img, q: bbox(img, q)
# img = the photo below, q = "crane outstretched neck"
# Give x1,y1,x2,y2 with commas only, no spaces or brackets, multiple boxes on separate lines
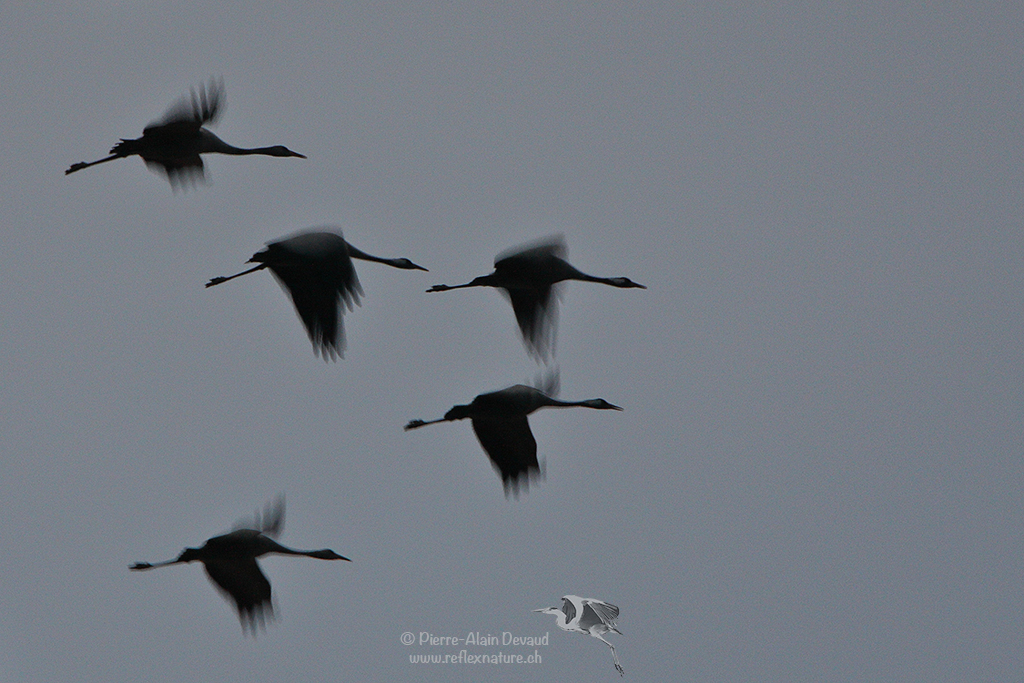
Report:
199,131,306,158
543,397,623,411
345,244,428,271
263,539,351,561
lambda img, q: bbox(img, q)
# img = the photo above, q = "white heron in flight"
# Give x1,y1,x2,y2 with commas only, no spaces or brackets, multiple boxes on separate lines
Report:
535,595,625,676
404,376,622,497
129,497,350,634
426,235,646,360
65,79,305,188
206,228,428,360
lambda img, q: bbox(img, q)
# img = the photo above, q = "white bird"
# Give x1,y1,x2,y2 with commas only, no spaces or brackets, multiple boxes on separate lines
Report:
130,497,350,635
65,79,305,187
535,595,624,676
206,228,428,360
426,235,646,360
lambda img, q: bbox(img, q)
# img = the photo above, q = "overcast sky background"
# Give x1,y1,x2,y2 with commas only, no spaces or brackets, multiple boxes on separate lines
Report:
1,2,1022,681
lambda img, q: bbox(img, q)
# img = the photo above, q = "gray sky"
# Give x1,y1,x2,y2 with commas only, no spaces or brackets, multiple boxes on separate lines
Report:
1,2,1022,681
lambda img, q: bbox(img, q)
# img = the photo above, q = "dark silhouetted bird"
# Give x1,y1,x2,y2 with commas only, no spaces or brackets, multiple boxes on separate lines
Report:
404,379,622,496
206,228,428,360
426,236,646,360
65,79,305,187
535,595,625,676
130,497,349,634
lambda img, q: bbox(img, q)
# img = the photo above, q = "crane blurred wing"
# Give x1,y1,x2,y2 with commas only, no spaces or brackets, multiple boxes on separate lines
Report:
144,155,206,188
471,415,541,496
203,557,273,633
534,369,560,398
507,287,557,360
494,235,567,265
281,271,344,359
233,497,285,538
153,78,224,127
267,263,359,361
258,496,285,538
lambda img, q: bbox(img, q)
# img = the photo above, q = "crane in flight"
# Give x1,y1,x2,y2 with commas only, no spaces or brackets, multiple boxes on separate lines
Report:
130,497,349,635
206,228,428,360
535,595,625,676
426,235,645,360
65,79,305,187
404,378,622,496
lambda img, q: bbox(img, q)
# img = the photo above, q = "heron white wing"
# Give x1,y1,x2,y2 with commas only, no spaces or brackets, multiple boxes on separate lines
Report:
581,599,620,630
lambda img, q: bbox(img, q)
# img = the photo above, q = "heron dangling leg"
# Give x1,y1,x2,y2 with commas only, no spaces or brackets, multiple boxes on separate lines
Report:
593,633,624,676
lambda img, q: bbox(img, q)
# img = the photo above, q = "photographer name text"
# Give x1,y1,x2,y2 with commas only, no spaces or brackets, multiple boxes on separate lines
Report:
404,631,549,647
